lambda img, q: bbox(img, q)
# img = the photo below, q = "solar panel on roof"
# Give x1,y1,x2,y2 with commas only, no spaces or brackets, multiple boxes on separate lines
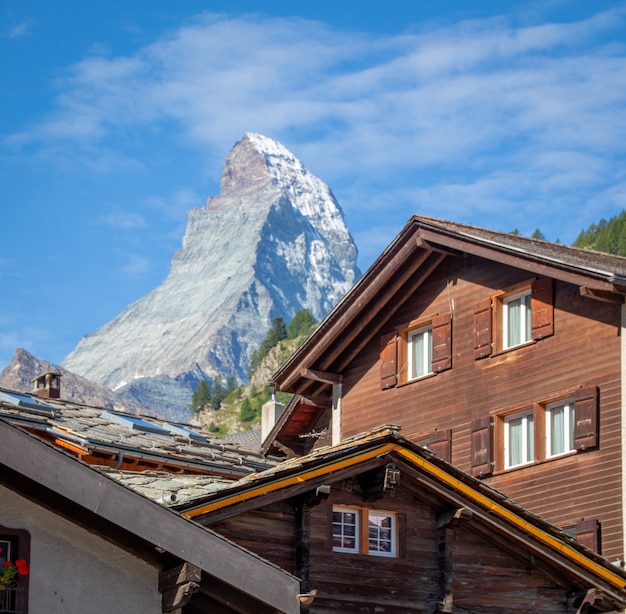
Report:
0,390,55,414
101,410,172,436
164,422,207,442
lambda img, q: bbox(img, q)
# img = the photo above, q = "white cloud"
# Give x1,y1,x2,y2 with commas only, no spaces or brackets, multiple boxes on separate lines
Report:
120,253,153,276
98,210,147,230
4,6,626,251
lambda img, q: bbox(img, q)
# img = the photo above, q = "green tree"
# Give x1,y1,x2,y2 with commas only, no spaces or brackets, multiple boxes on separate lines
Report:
247,317,288,379
211,375,224,410
573,210,626,255
226,375,238,394
240,397,256,422
190,379,211,411
531,228,546,240
287,309,317,339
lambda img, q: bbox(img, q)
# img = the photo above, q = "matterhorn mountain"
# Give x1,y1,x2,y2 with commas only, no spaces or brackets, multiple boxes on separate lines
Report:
62,133,360,416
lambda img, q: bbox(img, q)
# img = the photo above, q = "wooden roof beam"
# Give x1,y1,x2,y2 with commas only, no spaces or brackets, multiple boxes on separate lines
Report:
276,242,433,391
580,286,625,304
417,227,620,293
328,252,447,375
300,368,342,385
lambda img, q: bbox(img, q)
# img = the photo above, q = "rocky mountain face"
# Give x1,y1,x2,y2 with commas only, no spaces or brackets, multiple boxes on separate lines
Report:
0,348,163,418
61,134,360,417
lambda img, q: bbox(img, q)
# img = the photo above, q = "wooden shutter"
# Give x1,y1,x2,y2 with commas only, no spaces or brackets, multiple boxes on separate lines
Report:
575,519,600,553
380,332,397,390
473,298,492,359
470,416,493,477
574,386,599,451
431,312,452,373
531,278,554,340
429,429,452,463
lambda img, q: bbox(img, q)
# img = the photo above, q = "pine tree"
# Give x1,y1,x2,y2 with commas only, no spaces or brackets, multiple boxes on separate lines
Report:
190,379,211,411
287,309,317,339
211,375,224,410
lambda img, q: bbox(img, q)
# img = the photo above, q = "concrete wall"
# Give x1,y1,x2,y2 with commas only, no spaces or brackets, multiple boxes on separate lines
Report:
0,485,161,613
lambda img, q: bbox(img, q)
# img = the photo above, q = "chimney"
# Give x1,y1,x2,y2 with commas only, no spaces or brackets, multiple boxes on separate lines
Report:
32,372,62,399
261,399,285,443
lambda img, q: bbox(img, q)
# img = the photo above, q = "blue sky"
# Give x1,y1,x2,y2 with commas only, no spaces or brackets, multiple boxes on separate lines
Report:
2,1,626,370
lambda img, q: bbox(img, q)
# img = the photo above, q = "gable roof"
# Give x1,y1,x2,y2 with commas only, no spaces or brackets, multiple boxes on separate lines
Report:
0,386,273,479
269,216,626,449
0,417,300,614
178,425,626,611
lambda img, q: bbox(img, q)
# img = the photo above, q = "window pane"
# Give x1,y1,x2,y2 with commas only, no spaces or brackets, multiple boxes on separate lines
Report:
548,401,574,456
368,512,396,557
506,411,533,467
332,508,359,553
409,327,432,379
505,291,531,348
0,540,11,565
507,298,522,347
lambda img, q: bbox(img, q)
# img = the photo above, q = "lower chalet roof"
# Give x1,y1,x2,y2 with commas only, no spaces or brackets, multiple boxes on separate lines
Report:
0,418,300,614
178,425,626,612
0,386,273,479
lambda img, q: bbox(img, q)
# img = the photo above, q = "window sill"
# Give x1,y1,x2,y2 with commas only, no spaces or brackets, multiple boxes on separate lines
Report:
397,372,436,387
494,450,578,475
493,339,536,356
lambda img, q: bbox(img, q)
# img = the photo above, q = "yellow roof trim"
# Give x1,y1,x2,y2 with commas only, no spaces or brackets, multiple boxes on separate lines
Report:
395,447,626,591
184,439,626,591
182,442,397,518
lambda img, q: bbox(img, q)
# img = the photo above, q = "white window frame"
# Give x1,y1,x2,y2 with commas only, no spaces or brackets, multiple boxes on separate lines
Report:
332,507,397,557
367,511,397,557
407,324,432,380
504,409,534,468
503,289,531,349
332,506,359,554
546,399,575,457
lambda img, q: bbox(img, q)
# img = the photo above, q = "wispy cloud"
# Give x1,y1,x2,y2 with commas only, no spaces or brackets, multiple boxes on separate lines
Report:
5,6,626,250
3,17,33,38
119,253,153,276
98,210,147,231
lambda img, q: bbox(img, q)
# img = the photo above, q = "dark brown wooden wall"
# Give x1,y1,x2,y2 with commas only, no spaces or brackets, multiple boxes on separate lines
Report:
210,485,585,613
307,489,439,613
340,254,625,560
209,503,296,574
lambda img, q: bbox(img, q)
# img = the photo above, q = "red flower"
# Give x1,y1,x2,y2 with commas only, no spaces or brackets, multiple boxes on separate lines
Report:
15,560,29,575
2,562,12,568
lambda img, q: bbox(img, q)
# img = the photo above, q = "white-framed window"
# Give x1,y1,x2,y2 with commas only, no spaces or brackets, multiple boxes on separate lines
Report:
368,512,396,557
504,409,534,468
332,507,359,553
503,290,531,349
332,507,397,557
408,325,432,380
546,399,574,457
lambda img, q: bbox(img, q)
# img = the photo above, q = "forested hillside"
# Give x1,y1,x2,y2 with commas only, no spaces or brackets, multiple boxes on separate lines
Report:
573,210,626,255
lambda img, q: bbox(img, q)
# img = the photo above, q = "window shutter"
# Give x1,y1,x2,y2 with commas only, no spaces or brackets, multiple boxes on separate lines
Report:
429,429,452,463
431,312,452,373
470,416,493,477
380,332,397,390
473,298,492,359
574,386,599,451
531,278,554,340
575,519,600,553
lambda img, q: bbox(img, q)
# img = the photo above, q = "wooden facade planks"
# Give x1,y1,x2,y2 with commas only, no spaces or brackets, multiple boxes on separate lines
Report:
335,255,624,559
201,476,623,613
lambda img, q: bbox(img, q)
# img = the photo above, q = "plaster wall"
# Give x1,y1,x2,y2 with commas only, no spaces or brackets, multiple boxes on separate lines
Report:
0,485,161,614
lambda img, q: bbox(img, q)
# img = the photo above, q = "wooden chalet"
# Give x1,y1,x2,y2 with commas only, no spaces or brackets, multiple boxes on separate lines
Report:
180,425,626,613
0,402,301,613
268,215,626,564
